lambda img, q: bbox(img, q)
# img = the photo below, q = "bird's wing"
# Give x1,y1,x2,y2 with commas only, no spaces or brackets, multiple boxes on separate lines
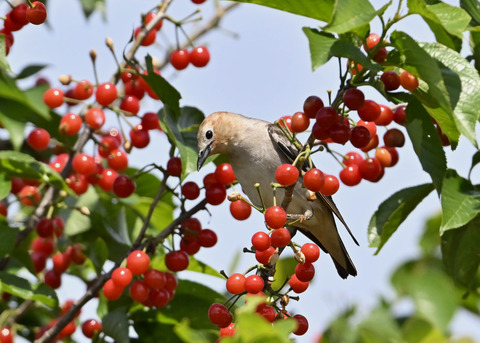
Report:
267,124,358,246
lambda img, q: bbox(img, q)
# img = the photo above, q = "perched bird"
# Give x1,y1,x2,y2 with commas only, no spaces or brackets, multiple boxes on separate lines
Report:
197,111,358,278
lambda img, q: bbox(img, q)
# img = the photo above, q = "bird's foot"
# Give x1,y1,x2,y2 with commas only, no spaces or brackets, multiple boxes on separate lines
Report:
287,209,313,223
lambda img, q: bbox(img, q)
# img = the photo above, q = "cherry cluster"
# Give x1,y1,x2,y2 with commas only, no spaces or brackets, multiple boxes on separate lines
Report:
102,250,178,309
1,2,47,55
273,32,440,193
32,300,102,341
170,46,211,70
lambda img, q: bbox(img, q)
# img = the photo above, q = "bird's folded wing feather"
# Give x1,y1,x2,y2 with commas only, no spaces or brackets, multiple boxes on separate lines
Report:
267,124,359,246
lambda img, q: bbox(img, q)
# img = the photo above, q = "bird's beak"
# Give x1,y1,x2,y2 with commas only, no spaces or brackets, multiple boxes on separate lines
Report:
197,142,212,171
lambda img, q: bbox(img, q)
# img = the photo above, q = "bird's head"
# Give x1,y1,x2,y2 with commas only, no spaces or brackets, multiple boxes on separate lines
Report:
197,112,237,170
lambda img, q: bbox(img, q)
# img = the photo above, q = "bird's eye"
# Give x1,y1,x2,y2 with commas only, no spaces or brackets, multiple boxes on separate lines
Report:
205,130,213,140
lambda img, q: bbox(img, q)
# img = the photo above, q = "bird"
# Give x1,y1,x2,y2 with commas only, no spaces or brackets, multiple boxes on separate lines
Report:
197,111,358,279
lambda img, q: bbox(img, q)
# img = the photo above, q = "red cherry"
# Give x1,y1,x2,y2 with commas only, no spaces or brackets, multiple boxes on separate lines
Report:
31,251,47,273
293,314,309,335
120,95,140,115
73,80,94,100
343,88,365,110
98,169,118,191
375,104,394,126
393,105,406,125
275,164,299,186
112,267,133,288
141,112,161,130
103,279,123,300
295,262,315,282
180,237,201,255
383,146,399,166
170,49,190,70
165,250,189,272
124,79,145,100
251,232,271,252
230,200,252,220
255,246,275,265
59,113,83,135
205,184,227,205
181,217,202,236
18,185,41,206
27,128,50,150
264,206,287,229
72,153,96,175
400,70,419,91
4,13,23,32
384,128,405,147
288,274,309,293
52,252,71,274
303,95,324,119
144,269,166,289
198,229,217,247
0,327,14,343
340,165,362,186
291,112,310,133
181,181,200,200
320,174,339,196
129,124,150,148
316,107,340,130
96,82,118,106
192,0,207,4
112,175,136,198
303,168,325,192
129,280,150,303
220,323,236,337
43,88,64,108
226,273,246,294
215,163,236,185
300,243,320,263
44,269,62,289
380,71,400,91
350,125,371,148
0,202,7,218
357,119,377,137
134,26,156,46
70,244,87,265
143,12,163,30
271,228,291,247
256,304,275,322
328,121,351,144
107,149,128,171
85,107,106,130
37,218,54,237
245,275,264,293
203,173,218,188
98,136,120,158
166,157,182,177
31,237,54,256
127,250,150,275
26,1,47,25
373,47,387,63
81,319,102,338
11,4,29,26
359,157,383,181
358,100,381,122
364,33,381,50
208,303,232,328
375,147,393,167
189,46,210,67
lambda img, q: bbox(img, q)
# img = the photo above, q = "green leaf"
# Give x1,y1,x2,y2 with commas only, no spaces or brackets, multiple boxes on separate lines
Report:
368,183,434,254
87,237,108,275
357,303,402,343
303,27,336,71
154,255,223,279
0,35,11,72
102,308,130,343
232,0,335,22
143,55,181,115
0,272,58,308
322,307,358,343
407,0,470,51
405,98,447,192
401,316,447,343
389,31,459,146
323,0,376,34
0,151,71,192
440,169,480,233
173,319,215,343
270,257,296,290
0,173,10,200
0,222,18,257
420,42,480,147
0,110,25,151
223,312,296,343
79,0,106,19
419,213,442,257
391,259,458,331
159,106,205,179
15,64,48,80
461,0,480,26
441,214,480,289
469,151,480,179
